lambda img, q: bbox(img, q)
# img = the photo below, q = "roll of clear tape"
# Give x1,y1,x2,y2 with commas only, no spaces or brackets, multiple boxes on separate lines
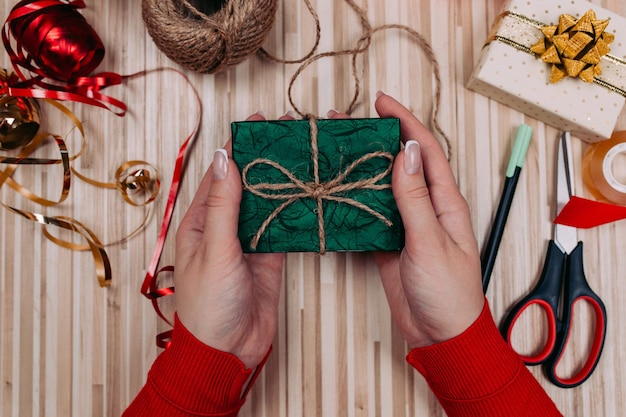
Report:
582,131,626,205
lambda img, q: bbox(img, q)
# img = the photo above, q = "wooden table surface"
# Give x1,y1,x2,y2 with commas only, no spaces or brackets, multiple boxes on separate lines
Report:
2,0,626,416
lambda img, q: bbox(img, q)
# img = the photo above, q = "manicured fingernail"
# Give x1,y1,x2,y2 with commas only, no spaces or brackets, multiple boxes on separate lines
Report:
285,110,298,119
327,109,338,118
404,140,421,175
376,90,385,98
255,110,266,117
213,149,228,180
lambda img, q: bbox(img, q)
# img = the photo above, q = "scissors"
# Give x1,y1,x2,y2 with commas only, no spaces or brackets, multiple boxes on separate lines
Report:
500,131,607,388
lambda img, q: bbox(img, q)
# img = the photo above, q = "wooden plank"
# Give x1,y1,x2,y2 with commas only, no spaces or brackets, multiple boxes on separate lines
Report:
0,0,625,415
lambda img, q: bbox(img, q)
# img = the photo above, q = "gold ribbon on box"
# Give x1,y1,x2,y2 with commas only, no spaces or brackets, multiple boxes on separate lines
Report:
489,9,626,96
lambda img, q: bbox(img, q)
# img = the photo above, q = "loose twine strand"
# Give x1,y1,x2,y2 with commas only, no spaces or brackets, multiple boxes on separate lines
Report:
242,0,451,252
142,0,450,158
143,0,451,252
259,0,451,159
242,117,394,254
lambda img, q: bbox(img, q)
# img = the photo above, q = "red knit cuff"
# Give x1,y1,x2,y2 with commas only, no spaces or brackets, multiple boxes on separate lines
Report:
146,315,268,416
406,300,562,416
406,300,521,400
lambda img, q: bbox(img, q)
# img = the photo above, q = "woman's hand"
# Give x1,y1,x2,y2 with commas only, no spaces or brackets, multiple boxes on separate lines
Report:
173,112,290,369
373,92,485,349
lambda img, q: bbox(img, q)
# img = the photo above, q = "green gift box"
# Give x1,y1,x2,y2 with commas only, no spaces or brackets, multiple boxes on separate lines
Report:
232,117,404,253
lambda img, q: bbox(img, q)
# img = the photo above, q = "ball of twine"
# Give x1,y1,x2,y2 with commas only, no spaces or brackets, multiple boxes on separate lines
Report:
141,0,278,74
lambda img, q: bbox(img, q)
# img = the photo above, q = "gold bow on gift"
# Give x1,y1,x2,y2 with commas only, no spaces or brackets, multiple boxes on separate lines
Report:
530,9,614,83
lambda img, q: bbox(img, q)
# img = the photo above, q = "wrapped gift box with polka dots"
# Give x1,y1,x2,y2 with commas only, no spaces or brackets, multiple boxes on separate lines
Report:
467,0,626,143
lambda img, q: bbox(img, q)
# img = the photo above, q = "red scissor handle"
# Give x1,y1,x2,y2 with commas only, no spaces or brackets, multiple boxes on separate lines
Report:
543,242,608,388
501,240,565,366
545,294,607,388
503,298,558,365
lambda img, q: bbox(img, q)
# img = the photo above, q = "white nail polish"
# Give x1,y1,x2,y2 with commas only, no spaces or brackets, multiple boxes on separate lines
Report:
404,140,421,175
213,149,229,180
285,110,298,119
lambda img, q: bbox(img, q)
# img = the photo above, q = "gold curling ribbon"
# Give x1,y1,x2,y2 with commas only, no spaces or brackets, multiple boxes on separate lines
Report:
0,130,71,206
488,9,626,95
42,98,161,207
0,96,160,287
71,161,160,207
49,161,160,250
0,126,112,287
5,207,112,287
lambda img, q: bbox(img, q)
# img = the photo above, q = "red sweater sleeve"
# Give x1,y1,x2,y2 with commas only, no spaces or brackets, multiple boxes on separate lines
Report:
406,300,563,417
122,316,268,417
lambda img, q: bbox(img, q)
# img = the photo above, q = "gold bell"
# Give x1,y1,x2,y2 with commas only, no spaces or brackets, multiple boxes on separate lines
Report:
0,69,40,150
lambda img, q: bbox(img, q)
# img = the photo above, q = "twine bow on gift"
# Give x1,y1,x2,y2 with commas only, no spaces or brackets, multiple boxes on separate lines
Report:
241,117,394,254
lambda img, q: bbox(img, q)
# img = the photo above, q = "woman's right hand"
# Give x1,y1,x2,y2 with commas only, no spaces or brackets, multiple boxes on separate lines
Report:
372,92,485,349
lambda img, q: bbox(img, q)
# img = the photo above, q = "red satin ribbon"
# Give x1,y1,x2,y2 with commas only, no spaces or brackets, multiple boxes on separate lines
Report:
139,69,202,349
2,0,126,115
139,131,190,349
554,196,626,228
3,0,201,348
3,1,200,345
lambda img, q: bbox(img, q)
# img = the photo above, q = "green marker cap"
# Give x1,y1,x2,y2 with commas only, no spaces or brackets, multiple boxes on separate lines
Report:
506,124,532,178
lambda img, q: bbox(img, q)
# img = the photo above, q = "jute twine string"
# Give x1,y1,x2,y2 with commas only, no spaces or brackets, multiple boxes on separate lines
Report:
242,117,394,254
141,0,279,74
241,0,450,251
260,0,451,159
142,0,449,156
